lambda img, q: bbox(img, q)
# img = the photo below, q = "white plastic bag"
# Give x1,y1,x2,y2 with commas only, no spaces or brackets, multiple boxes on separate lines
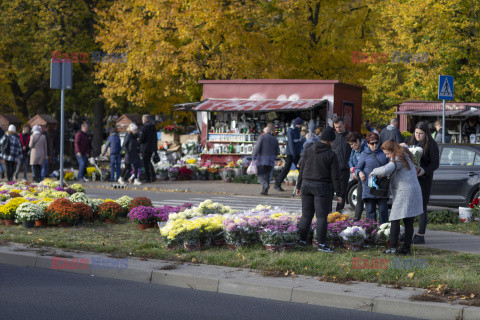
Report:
247,161,257,175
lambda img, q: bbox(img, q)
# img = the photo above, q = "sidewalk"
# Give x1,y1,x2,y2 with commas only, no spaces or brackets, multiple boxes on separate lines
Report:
80,179,297,198
0,242,478,320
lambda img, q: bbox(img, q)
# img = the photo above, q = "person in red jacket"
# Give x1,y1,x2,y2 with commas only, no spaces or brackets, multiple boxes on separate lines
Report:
75,123,91,181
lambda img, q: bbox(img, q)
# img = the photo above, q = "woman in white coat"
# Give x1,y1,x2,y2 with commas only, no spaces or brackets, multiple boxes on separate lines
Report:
370,140,423,255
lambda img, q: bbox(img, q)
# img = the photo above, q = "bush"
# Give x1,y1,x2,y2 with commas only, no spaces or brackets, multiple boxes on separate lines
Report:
232,175,259,184
128,197,153,211
73,202,95,221
425,210,462,225
97,201,123,221
45,198,79,225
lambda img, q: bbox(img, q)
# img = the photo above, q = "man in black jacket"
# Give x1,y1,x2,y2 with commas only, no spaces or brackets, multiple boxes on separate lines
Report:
296,127,342,253
331,117,351,212
139,115,158,183
253,126,280,196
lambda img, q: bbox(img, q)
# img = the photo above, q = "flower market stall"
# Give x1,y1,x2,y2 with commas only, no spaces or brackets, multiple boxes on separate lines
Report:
193,79,364,165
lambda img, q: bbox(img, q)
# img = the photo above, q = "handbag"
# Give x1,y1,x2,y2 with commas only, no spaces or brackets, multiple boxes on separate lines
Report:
246,160,258,175
368,153,395,198
152,151,160,163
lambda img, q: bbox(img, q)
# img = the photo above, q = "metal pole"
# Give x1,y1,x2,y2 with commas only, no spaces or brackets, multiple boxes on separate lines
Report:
442,99,446,143
60,61,65,186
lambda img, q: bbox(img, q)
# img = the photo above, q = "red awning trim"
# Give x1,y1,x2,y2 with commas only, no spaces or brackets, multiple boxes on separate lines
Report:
193,99,326,112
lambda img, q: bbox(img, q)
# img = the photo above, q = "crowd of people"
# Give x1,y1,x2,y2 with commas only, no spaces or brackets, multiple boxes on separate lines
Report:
76,114,158,185
252,116,440,255
0,114,159,186
0,124,50,183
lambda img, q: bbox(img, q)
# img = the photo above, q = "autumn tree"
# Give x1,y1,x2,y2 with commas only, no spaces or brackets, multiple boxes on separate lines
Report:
362,0,480,110
95,0,375,120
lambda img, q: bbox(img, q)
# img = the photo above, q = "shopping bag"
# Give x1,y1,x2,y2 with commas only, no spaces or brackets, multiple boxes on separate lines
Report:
246,161,257,175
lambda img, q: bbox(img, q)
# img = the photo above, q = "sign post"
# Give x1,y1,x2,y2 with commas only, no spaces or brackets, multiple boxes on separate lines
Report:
50,58,72,186
438,75,454,143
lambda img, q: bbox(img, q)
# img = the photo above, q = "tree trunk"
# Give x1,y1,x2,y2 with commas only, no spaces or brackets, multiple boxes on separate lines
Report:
92,100,105,156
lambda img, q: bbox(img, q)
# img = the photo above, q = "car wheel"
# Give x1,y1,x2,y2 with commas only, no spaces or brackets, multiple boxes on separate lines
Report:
347,184,357,210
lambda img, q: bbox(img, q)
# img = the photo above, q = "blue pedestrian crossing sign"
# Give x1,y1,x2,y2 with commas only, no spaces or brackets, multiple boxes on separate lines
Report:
438,75,454,100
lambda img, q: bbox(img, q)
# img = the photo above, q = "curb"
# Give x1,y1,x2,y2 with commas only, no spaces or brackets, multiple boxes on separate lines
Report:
0,244,478,320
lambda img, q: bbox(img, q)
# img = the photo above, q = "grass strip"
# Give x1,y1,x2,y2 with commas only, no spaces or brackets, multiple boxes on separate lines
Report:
1,218,479,298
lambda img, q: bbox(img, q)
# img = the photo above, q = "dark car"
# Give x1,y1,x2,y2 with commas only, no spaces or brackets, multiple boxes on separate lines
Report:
346,144,480,209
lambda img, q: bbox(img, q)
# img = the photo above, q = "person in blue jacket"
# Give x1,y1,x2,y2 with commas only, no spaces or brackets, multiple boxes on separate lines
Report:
346,132,367,220
274,117,304,191
354,132,389,223
101,128,122,182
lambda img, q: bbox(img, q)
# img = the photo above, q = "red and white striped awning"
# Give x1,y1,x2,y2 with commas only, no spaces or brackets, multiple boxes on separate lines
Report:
193,99,326,112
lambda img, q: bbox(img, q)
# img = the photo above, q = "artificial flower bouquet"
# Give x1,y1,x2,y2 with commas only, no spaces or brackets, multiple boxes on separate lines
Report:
339,226,367,251
182,140,198,155
157,163,171,180
351,218,380,245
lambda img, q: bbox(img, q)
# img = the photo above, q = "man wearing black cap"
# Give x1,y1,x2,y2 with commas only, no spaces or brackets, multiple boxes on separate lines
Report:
332,117,352,212
274,117,304,191
296,127,342,252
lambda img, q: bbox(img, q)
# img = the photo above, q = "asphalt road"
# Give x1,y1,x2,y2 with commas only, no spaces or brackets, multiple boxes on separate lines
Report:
86,187,450,214
0,263,424,320
87,187,305,212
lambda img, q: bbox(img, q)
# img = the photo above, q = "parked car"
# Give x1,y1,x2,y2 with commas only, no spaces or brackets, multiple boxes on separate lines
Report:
346,144,480,209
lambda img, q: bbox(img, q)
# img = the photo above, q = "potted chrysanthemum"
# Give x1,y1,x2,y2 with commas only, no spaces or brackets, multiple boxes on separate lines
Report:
258,226,284,252
15,202,44,228
128,206,158,230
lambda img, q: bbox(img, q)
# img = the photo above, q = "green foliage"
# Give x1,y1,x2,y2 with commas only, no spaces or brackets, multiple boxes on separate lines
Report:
422,210,462,225
232,175,259,184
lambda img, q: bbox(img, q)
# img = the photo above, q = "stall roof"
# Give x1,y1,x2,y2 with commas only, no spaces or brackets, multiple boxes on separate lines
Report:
396,110,465,116
395,101,480,117
193,99,327,112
